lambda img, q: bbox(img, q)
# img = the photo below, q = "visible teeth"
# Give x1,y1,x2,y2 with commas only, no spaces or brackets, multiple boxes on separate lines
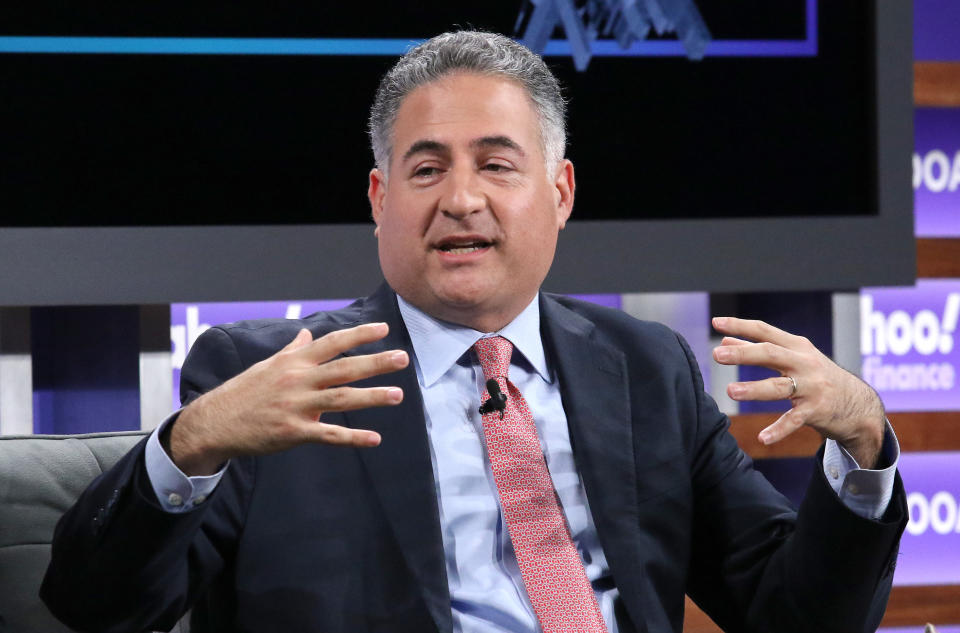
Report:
439,242,489,254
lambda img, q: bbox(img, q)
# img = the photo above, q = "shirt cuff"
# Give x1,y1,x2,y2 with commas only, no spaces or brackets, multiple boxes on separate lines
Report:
144,411,228,513
822,419,900,520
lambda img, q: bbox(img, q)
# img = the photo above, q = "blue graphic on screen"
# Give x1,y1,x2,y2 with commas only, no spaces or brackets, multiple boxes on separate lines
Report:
517,0,711,70
0,0,816,65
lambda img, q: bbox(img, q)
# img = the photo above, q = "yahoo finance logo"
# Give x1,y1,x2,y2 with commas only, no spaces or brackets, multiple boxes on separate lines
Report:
907,490,960,537
895,453,960,586
861,282,960,412
861,293,959,390
913,148,960,194
914,108,960,237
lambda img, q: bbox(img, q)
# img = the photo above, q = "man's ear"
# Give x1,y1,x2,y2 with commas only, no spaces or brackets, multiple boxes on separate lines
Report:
553,159,575,230
368,168,387,230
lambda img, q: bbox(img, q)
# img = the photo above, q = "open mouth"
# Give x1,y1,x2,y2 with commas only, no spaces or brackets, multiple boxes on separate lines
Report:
438,242,491,254
434,237,494,255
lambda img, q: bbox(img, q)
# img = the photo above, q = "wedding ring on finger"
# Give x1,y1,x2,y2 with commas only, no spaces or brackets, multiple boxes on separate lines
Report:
785,375,798,398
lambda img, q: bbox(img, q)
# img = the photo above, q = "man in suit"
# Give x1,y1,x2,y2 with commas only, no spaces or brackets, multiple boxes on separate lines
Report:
43,31,906,633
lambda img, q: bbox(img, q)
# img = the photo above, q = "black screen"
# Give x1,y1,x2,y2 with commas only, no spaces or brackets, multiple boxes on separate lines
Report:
1,1,874,227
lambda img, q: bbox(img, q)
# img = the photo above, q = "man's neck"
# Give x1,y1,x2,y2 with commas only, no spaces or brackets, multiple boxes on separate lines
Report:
397,294,541,334
396,293,550,387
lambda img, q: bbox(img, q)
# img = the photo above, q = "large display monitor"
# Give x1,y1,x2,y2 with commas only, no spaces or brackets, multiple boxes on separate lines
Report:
0,1,914,304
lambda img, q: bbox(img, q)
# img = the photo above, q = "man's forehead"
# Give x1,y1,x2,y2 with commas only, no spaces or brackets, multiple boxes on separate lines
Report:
389,73,541,153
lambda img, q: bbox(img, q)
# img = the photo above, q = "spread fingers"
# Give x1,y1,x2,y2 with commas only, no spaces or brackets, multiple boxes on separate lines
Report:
713,317,806,349
295,323,392,364
301,422,383,447
309,385,404,414
313,350,409,388
713,341,798,371
757,408,808,445
727,376,798,401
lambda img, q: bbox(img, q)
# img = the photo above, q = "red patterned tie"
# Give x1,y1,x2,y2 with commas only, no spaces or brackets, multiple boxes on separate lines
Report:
473,336,607,633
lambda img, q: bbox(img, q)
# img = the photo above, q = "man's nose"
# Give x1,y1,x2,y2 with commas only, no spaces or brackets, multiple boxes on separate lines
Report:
440,167,486,219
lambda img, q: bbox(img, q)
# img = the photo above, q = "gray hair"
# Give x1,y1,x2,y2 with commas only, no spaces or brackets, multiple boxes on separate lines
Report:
368,31,566,175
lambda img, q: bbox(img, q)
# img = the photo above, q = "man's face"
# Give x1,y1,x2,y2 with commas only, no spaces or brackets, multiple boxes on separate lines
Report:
368,72,575,332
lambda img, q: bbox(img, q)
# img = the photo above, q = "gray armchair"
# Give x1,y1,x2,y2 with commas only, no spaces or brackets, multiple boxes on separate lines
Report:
0,431,188,633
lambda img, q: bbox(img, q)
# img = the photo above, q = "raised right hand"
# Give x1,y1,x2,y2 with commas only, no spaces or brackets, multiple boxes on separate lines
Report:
166,322,408,476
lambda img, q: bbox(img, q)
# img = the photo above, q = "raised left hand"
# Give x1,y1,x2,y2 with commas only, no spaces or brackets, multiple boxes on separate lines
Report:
712,316,885,468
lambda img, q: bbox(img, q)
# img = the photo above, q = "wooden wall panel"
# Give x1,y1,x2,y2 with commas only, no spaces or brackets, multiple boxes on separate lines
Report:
684,586,960,631
915,62,960,107
728,411,960,459
684,597,723,633
881,585,960,628
917,239,960,278
727,413,822,458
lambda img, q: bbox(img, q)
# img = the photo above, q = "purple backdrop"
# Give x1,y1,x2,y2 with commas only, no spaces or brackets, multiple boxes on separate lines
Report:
895,452,960,586
914,109,960,238
861,281,960,412
915,0,960,61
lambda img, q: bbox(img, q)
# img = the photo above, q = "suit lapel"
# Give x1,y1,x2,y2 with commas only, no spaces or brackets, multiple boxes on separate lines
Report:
342,285,452,633
340,288,651,633
540,295,648,631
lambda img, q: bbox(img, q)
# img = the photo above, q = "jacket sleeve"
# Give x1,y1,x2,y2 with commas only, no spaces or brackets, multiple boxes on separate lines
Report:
676,333,907,633
41,326,256,633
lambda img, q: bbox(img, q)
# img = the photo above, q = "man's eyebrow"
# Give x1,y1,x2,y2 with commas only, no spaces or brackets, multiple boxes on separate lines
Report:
400,136,526,162
402,140,449,162
471,135,526,156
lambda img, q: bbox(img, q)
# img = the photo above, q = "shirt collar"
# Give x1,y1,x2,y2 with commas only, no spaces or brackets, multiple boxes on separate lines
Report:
397,294,550,387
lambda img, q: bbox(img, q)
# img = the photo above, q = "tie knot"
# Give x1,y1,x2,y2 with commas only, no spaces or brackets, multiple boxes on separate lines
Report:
473,336,513,381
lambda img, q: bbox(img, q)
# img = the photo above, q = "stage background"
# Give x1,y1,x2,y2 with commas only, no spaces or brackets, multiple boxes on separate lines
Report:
2,1,958,630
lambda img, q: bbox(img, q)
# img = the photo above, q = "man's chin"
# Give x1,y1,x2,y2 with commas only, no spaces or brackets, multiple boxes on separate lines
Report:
413,289,509,331
426,278,496,308
434,295,494,320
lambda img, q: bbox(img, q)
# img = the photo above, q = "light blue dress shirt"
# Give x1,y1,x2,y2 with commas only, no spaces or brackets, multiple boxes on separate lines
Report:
145,294,900,632
396,296,618,633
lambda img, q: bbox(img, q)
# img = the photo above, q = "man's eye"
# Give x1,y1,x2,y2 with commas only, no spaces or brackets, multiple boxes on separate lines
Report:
413,166,440,177
483,163,511,172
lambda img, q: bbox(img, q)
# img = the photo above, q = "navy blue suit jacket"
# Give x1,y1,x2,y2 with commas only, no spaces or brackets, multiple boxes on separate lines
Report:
43,284,906,632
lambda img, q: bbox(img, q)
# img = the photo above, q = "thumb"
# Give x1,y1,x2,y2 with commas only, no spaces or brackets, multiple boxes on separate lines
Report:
282,328,313,352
